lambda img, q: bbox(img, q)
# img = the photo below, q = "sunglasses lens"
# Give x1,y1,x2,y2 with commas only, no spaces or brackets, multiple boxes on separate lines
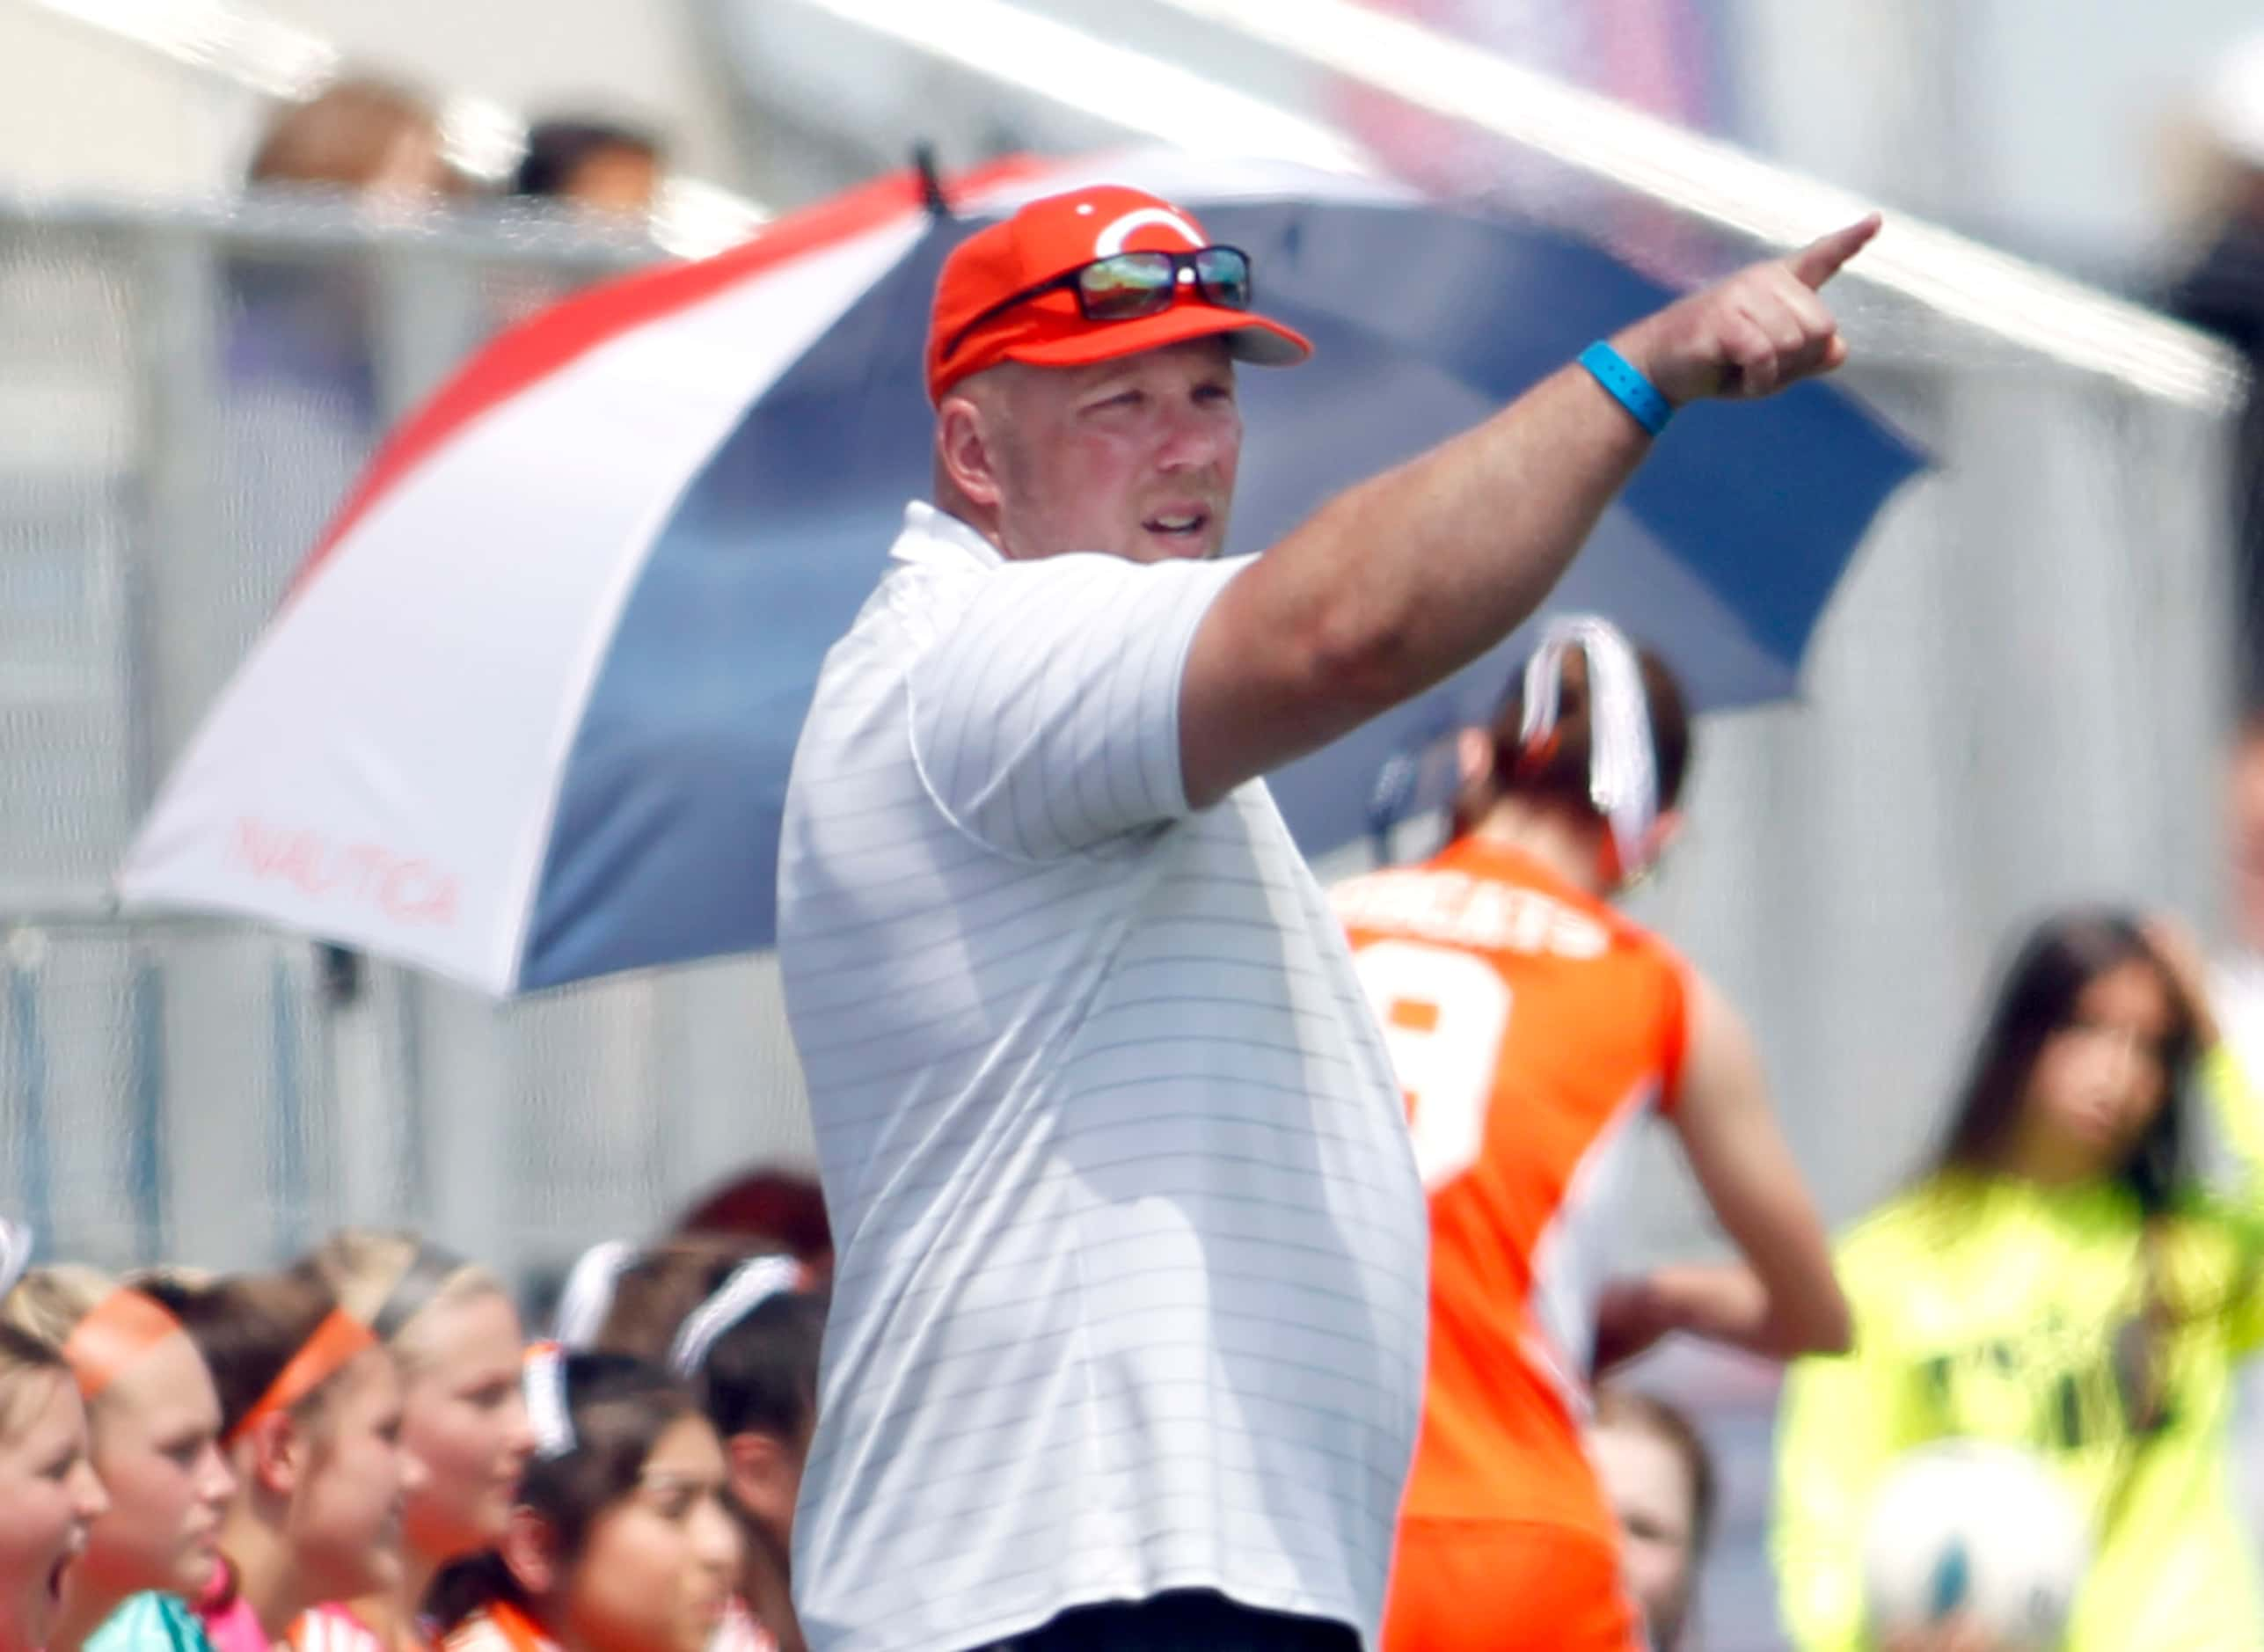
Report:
1194,247,1253,310
1079,252,1175,320
1071,247,1253,324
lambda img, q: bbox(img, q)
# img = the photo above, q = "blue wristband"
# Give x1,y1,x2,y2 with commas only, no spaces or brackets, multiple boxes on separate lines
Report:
1578,341,1672,437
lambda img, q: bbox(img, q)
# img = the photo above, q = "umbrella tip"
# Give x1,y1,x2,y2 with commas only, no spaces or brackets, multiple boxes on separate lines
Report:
912,143,950,219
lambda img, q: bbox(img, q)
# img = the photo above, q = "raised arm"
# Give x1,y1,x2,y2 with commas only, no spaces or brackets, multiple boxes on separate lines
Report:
1177,217,1881,808
2143,917,2264,1204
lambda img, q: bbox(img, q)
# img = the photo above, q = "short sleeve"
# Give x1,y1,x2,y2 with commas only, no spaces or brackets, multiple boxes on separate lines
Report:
906,550,1247,859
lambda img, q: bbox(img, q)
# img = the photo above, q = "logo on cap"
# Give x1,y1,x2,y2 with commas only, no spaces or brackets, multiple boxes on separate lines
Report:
1094,206,1204,258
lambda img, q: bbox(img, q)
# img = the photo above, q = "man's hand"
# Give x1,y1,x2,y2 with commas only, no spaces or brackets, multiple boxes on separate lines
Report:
1613,216,1882,406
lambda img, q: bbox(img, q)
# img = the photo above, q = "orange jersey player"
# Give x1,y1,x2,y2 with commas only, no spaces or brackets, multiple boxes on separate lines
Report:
1336,617,1850,1652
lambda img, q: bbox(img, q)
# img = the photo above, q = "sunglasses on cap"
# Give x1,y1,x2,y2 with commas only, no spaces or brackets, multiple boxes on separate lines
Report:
942,245,1255,364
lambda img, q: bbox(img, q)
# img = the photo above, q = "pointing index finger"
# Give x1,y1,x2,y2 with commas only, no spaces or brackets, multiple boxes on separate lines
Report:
1787,213,1882,290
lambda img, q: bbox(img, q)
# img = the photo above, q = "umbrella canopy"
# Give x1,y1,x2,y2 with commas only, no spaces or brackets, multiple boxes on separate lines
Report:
117,147,1924,996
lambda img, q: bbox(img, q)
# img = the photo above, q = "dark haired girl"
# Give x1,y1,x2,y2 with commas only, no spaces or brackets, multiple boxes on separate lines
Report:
1775,910,2264,1649
435,1353,736,1652
548,1242,822,1652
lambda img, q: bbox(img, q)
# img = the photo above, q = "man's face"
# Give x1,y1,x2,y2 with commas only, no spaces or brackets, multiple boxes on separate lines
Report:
983,338,1243,565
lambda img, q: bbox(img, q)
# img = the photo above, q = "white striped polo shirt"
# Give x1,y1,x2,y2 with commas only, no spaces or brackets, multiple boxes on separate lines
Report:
777,502,1428,1652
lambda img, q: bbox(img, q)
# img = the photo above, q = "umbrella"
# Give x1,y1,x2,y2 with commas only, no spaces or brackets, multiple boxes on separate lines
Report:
116,147,1924,997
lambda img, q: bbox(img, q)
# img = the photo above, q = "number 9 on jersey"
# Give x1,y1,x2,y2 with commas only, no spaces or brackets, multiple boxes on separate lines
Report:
1352,939,1514,1191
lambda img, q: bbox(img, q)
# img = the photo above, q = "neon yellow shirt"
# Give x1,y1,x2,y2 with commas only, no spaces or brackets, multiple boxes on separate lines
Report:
1772,1049,2264,1650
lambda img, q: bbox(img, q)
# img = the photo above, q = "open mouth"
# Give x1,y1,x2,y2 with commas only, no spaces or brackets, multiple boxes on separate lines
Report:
1142,509,1209,540
46,1553,71,1606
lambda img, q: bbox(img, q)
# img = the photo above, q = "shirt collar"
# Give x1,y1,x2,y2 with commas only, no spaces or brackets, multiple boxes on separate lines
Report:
893,500,1004,572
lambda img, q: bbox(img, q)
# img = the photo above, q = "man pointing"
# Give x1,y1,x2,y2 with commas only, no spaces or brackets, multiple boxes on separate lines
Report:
778,181,1878,1652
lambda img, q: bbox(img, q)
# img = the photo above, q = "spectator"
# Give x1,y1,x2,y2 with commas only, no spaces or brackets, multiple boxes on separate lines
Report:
1590,1387,1716,1652
511,120,666,218
566,1243,822,1652
541,1242,638,1355
142,1273,413,1652
1337,623,1844,1652
1,1267,233,1652
0,1317,106,1652
432,1351,736,1652
667,1259,822,1652
2168,32,2264,693
674,1172,831,1280
574,1231,751,1357
247,77,455,202
225,72,455,620
295,1233,536,1652
1772,910,2264,1649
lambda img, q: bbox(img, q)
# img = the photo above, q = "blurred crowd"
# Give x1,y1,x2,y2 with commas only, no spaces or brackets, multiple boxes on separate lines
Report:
0,1181,1713,1652
0,1170,830,1652
241,71,668,223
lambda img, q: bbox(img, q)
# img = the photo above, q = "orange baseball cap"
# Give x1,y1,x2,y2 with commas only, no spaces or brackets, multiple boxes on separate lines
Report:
926,184,1311,404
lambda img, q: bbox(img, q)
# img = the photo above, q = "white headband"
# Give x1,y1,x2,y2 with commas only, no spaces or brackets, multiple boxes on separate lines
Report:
551,1239,635,1351
669,1256,803,1378
0,1220,30,1300
523,1342,575,1459
1517,616,1659,880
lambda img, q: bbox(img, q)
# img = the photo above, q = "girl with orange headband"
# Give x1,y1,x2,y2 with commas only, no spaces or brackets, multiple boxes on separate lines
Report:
140,1272,416,1652
288,1232,534,1652
1,1263,233,1652
431,1350,736,1652
0,1229,107,1652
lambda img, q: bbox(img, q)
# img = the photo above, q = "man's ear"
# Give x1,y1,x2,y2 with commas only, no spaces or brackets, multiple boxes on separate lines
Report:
936,391,1007,513
500,1504,560,1599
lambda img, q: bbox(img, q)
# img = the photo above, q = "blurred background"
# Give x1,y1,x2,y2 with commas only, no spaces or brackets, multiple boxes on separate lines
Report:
4,0,2262,1644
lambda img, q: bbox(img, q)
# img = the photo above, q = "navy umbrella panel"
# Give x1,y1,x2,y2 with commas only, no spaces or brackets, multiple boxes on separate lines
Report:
118,151,1923,996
